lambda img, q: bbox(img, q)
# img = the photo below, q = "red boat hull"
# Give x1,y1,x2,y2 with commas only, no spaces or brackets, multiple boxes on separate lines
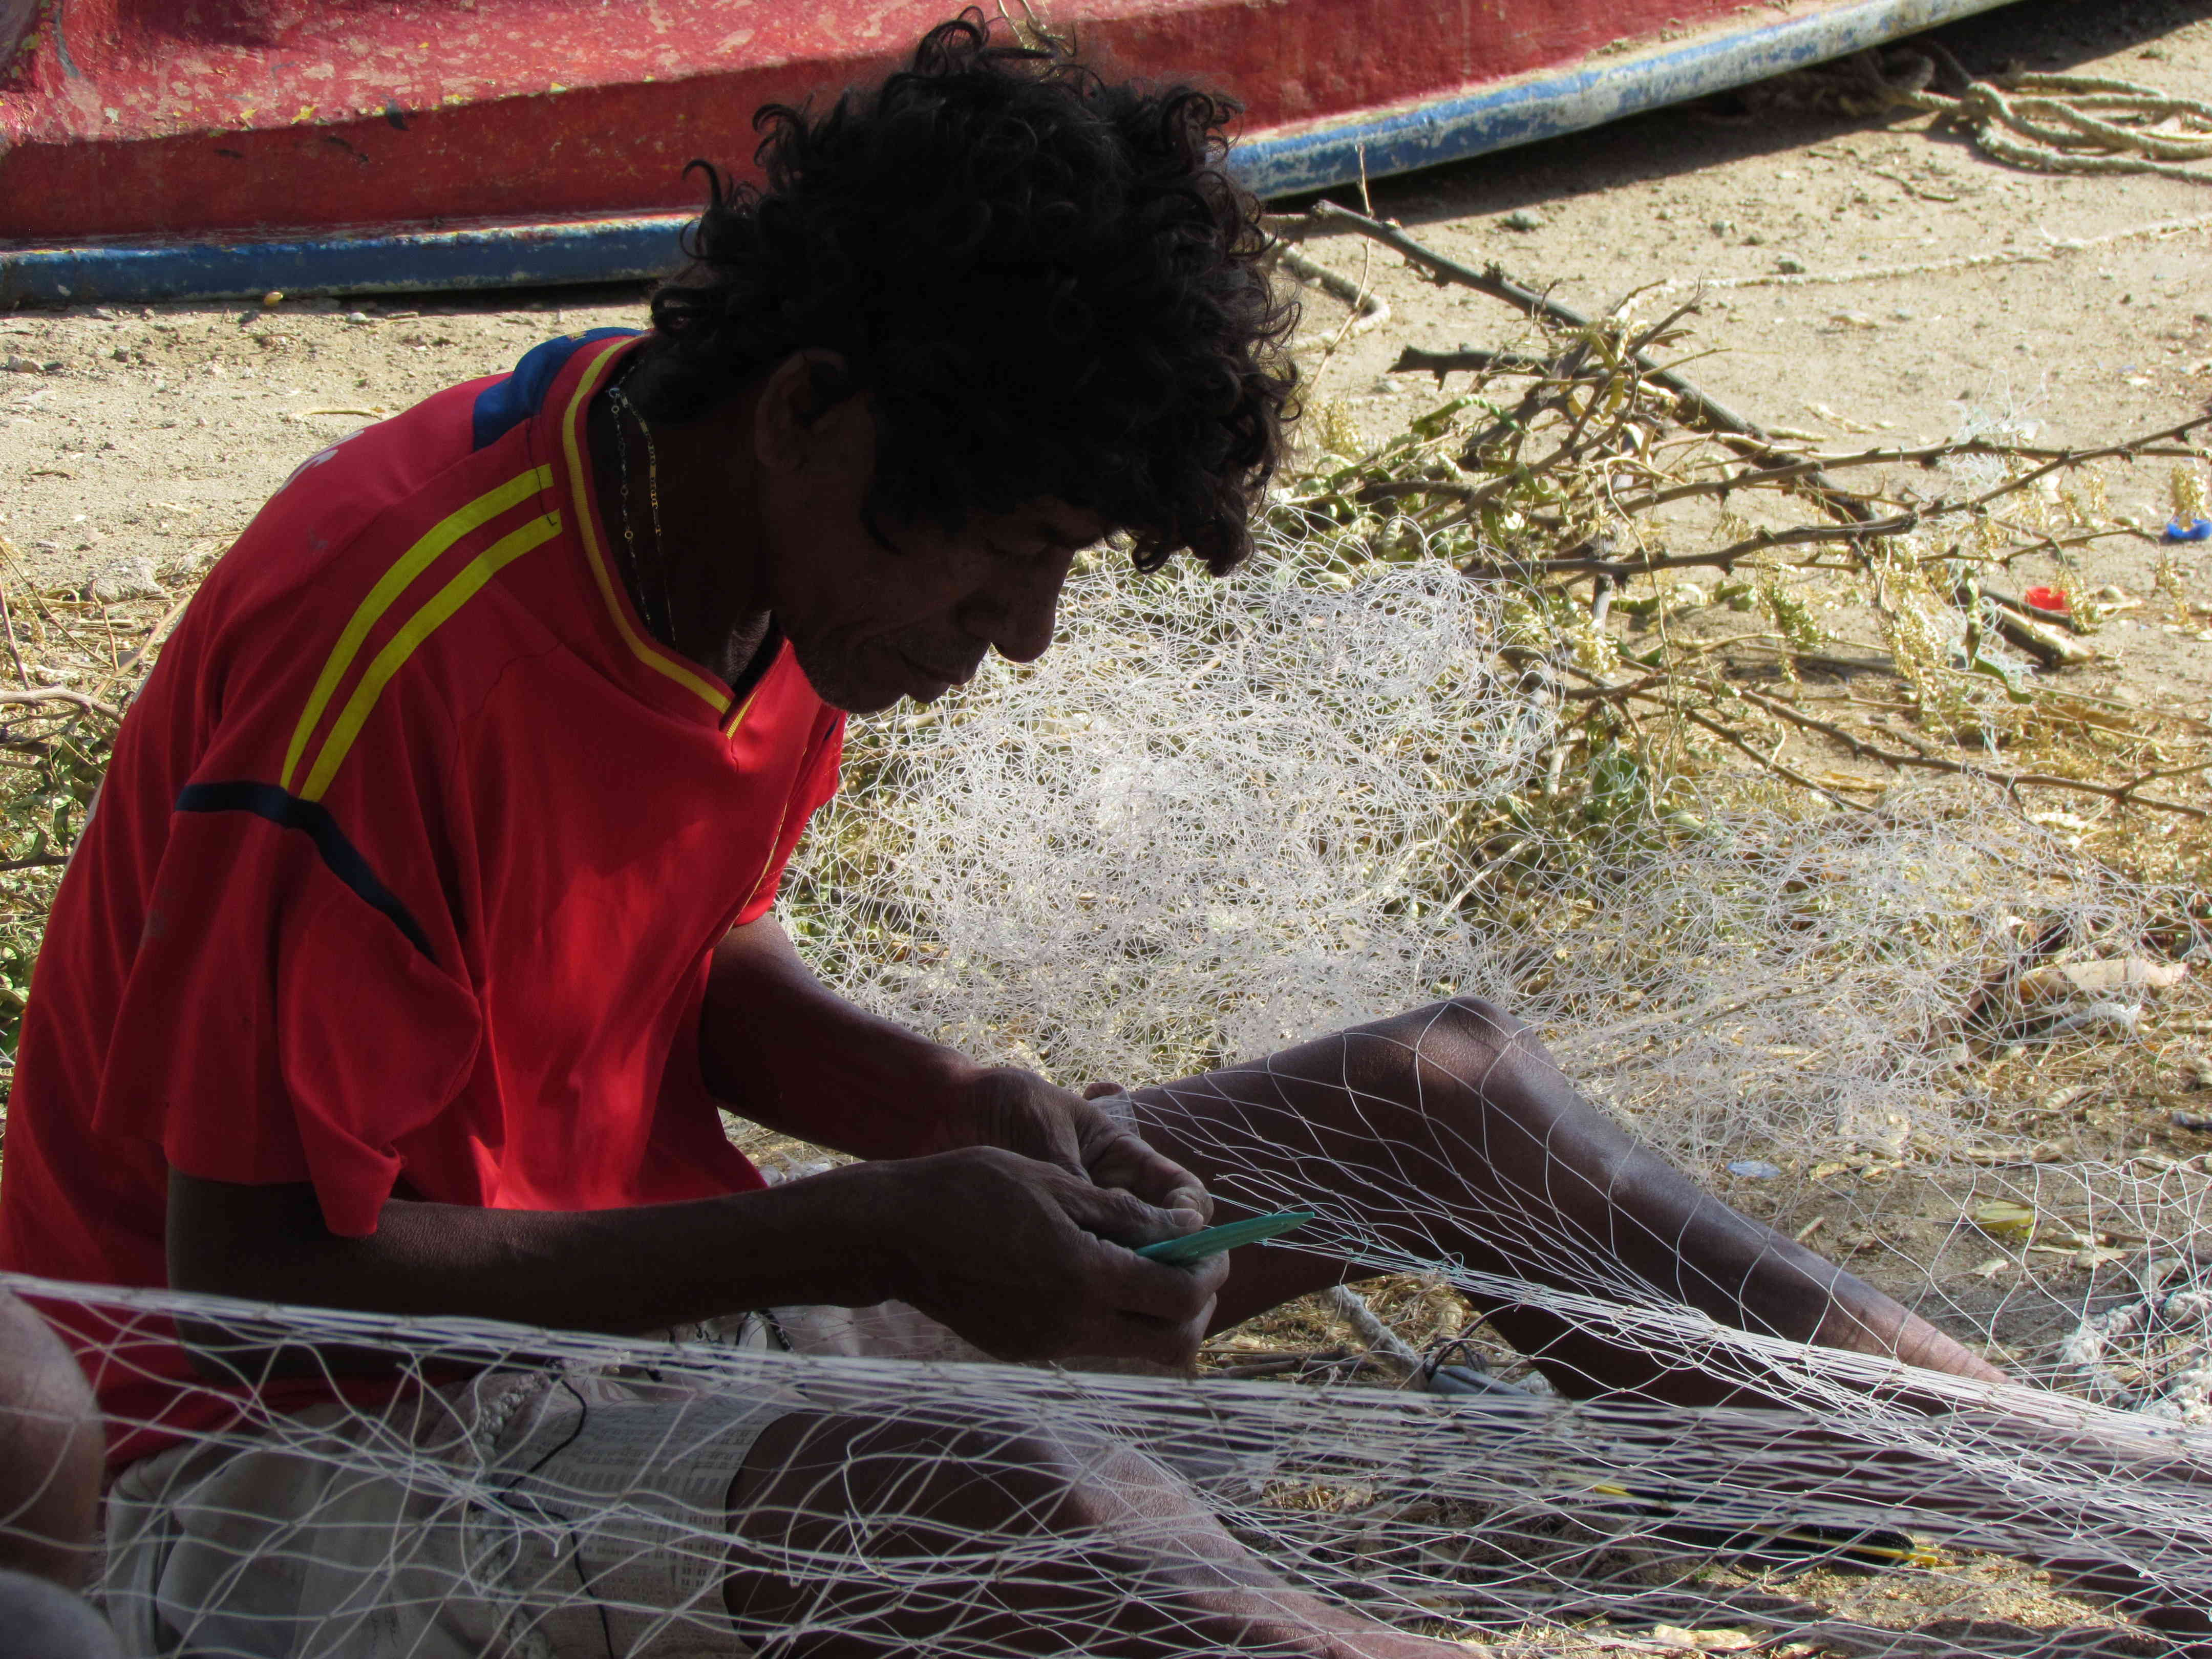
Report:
2,0,1974,242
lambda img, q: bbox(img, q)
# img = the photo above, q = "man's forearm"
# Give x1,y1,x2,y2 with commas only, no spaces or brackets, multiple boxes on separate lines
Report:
166,1165,905,1339
168,1142,1219,1380
700,916,979,1160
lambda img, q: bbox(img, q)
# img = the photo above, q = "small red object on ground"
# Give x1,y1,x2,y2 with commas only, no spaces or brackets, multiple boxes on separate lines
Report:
2024,586,2069,612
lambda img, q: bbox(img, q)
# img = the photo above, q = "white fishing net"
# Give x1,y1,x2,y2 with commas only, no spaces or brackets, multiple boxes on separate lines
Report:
9,534,2212,1655
787,556,1552,1087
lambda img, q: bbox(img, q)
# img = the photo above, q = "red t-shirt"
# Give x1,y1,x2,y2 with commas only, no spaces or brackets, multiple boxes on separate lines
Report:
0,331,846,1462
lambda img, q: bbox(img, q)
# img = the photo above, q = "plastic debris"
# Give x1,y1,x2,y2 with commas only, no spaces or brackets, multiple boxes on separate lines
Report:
2045,1000,2141,1038
2023,584,2070,612
1726,1159,1781,1179
2015,958,2187,1005
2165,517,2212,543
1651,1627,1758,1653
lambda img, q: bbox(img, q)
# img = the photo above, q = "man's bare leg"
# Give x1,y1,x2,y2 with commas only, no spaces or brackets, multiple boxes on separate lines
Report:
1128,997,2005,1405
724,1412,1471,1657
0,1289,103,1590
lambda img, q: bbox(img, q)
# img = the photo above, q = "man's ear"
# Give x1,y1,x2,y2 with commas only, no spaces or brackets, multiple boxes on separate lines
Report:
753,350,864,475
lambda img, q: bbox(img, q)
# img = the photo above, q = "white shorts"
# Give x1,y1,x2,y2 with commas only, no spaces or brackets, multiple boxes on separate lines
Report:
100,1304,992,1659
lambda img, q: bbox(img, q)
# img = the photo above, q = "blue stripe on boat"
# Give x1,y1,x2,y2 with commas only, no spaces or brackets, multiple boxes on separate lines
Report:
0,0,2013,308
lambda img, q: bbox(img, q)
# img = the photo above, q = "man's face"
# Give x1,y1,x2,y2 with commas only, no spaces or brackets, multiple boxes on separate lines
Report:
755,392,1108,715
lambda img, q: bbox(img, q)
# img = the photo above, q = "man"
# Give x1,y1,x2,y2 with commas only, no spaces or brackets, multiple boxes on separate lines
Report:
0,15,2009,1655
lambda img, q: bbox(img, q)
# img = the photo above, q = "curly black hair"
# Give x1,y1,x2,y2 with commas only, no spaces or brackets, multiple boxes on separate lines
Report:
628,11,1297,574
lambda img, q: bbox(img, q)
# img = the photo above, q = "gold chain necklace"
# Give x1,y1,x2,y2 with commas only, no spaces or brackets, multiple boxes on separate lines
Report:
606,380,674,646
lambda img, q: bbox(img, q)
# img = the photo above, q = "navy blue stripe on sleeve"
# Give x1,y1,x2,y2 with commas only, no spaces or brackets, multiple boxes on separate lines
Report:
174,781,437,961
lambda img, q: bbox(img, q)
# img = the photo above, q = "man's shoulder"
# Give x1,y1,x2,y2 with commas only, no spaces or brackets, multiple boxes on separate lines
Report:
218,328,642,615
157,333,647,797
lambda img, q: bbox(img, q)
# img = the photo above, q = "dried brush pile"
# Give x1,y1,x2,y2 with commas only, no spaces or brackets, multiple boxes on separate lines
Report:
0,544,181,1062
1274,201,2212,848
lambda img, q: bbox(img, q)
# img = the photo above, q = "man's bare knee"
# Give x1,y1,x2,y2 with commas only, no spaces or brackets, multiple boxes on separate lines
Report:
1353,996,1560,1115
0,1569,120,1659
0,1291,102,1591
730,1411,1156,1543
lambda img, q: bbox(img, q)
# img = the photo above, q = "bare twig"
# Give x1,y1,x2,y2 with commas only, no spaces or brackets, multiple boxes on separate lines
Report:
1734,685,2209,819
1464,515,1920,583
0,687,121,721
1206,1349,1362,1380
1954,581,2098,670
116,592,193,680
1307,200,1886,525
1393,345,1553,380
0,584,28,690
1679,705,1862,809
1270,243,1391,337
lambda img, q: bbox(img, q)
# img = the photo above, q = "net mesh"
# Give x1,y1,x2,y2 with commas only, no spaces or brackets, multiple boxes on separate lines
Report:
12,1268,2212,1656
9,535,2212,1655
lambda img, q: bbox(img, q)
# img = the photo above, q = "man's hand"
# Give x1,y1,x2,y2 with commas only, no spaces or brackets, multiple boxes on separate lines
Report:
864,1146,1227,1367
941,1066,1213,1228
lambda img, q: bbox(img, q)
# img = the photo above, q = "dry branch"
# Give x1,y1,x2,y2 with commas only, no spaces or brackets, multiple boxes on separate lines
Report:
0,687,123,721
1732,685,2208,820
1303,199,1887,525
1282,261,2212,838
1464,515,1921,584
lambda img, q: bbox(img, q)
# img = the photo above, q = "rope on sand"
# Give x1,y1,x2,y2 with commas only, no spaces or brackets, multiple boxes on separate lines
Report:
1928,75,2212,183
2058,1256,2212,1422
1268,241,1393,336
1658,207,2212,292
1784,41,2212,185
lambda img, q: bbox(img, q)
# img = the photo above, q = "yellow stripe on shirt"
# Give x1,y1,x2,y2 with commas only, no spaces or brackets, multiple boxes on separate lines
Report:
296,512,564,802
557,346,732,717
280,465,553,793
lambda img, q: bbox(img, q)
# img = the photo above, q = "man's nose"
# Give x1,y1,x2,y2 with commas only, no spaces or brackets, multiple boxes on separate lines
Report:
962,567,1067,665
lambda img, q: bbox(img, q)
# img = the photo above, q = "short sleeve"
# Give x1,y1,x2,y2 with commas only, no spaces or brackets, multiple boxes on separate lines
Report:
92,796,481,1241
734,714,845,927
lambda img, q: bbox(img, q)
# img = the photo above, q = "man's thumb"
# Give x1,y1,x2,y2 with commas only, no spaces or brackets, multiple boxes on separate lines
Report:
1056,1177,1193,1250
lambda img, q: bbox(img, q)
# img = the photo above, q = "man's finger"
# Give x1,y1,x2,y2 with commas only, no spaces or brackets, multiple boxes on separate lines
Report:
1086,1247,1223,1326
1073,1229,1230,1324
1051,1172,1195,1249
1162,1179,1212,1224
1084,1129,1215,1225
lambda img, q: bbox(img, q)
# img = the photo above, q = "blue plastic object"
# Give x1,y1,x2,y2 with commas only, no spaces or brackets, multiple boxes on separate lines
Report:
2164,517,2212,544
